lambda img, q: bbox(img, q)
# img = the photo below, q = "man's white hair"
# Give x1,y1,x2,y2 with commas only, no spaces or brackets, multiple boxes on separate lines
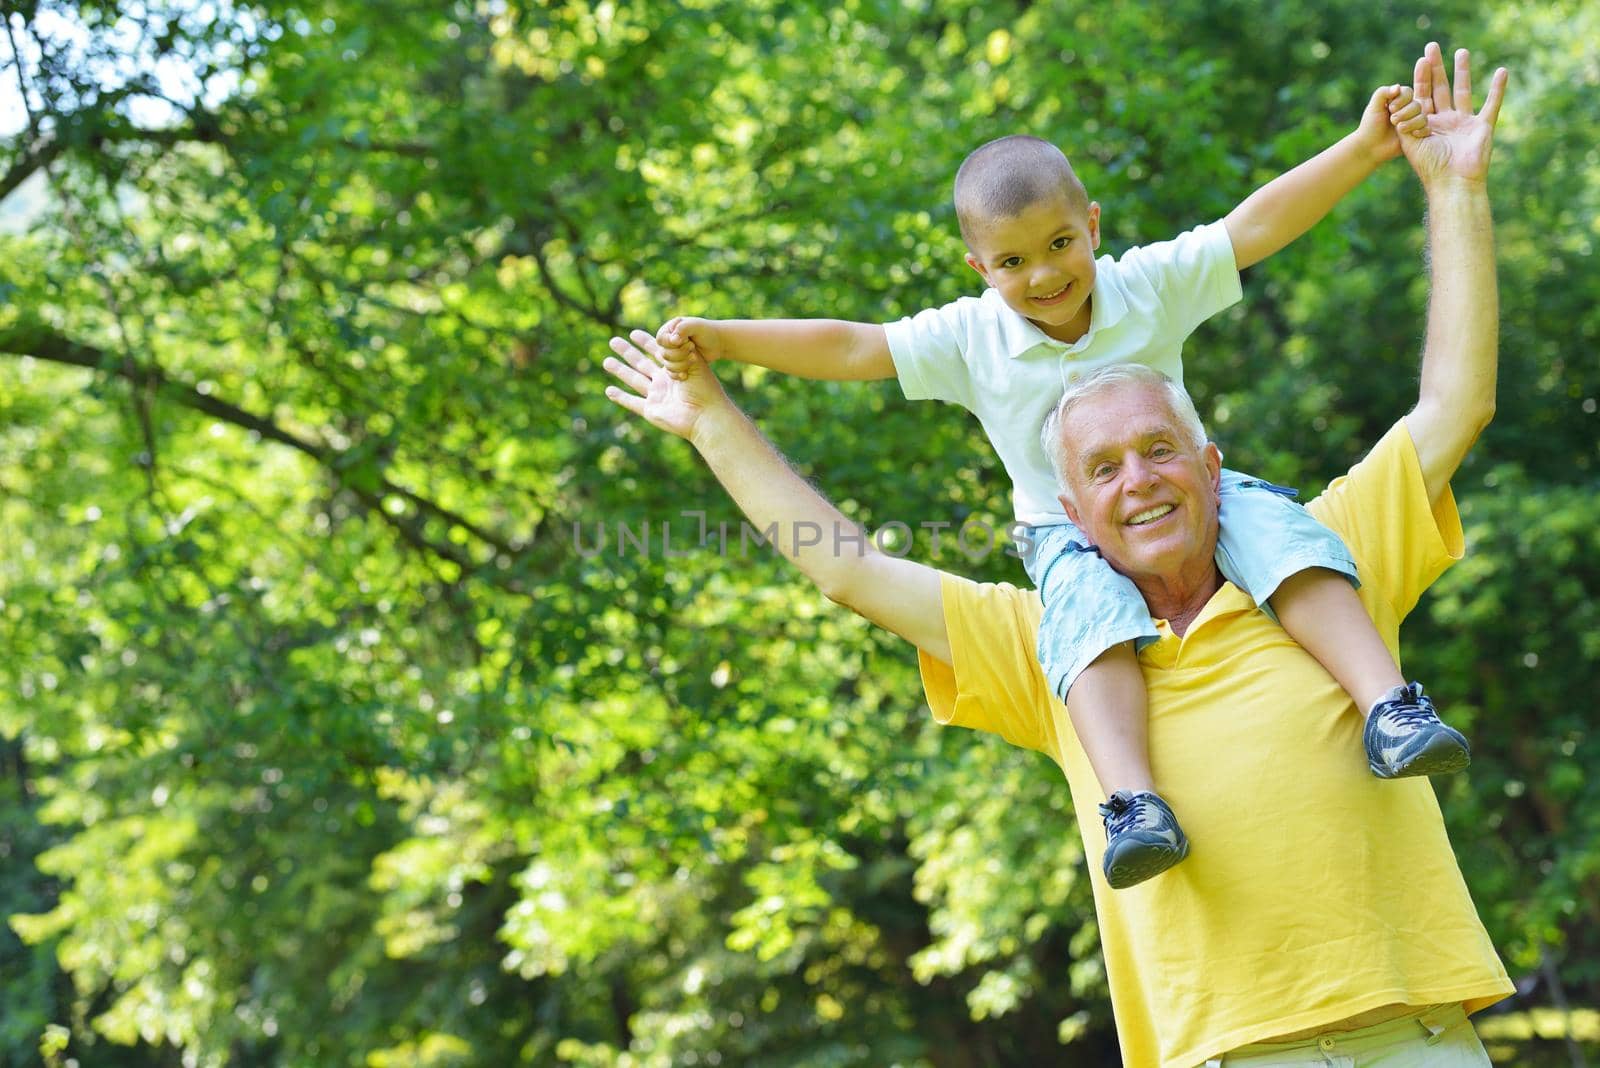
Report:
1041,364,1210,501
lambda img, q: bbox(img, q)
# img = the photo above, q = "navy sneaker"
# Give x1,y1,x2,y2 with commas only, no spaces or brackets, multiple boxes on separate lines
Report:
1364,682,1471,779
1098,790,1189,889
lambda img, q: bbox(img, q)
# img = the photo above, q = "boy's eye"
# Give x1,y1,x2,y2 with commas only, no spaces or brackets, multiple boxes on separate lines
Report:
1051,236,1071,250
1001,256,1022,269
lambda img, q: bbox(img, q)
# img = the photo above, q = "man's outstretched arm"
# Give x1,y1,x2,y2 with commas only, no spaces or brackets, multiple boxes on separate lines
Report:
1399,43,1509,506
603,330,953,664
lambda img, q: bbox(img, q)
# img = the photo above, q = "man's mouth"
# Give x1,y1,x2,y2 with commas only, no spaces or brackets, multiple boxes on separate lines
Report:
1125,504,1174,526
1032,283,1072,306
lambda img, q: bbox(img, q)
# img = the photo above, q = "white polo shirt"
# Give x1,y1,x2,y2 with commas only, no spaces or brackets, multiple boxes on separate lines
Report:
884,221,1242,528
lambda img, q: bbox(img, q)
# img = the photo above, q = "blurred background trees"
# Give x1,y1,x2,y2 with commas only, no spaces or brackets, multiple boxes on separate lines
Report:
1,0,1595,1064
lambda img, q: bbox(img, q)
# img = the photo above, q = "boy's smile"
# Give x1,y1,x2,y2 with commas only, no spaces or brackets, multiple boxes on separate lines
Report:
964,191,1102,344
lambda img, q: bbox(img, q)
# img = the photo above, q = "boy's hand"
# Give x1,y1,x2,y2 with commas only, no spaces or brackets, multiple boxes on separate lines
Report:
1355,84,1426,163
605,329,730,443
1399,43,1508,188
656,316,724,382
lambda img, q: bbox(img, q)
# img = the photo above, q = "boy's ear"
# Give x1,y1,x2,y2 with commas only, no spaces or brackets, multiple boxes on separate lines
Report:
1086,202,1102,251
964,252,991,285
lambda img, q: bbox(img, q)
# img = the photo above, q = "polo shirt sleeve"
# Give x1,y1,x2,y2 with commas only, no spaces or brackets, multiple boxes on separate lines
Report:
1115,221,1244,338
883,298,978,407
1305,421,1466,620
915,572,1057,754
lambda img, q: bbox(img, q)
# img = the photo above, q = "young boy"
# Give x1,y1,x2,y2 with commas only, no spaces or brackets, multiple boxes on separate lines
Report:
654,85,1471,889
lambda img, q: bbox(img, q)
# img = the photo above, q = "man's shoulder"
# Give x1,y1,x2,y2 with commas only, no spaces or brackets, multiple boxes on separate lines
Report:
1304,420,1465,617
923,572,1055,752
942,571,1042,627
1304,421,1419,531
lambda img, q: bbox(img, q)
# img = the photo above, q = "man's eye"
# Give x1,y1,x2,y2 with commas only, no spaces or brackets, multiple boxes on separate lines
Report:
1093,464,1115,480
1151,446,1173,459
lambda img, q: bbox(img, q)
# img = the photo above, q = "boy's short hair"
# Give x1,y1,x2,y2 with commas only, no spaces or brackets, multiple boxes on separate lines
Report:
1041,364,1210,501
954,135,1090,248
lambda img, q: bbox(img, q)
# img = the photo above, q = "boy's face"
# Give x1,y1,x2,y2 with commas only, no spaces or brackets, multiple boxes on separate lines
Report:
964,192,1101,343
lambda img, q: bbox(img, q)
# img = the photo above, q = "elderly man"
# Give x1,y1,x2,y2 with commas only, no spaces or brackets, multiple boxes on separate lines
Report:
605,44,1512,1068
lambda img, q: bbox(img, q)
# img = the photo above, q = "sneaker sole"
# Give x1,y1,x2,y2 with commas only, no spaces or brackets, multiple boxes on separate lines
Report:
1372,732,1472,779
1105,841,1189,890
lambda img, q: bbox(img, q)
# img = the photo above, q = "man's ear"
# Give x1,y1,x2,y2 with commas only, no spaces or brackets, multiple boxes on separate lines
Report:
1058,492,1088,537
964,252,991,286
1086,202,1102,251
1203,442,1223,500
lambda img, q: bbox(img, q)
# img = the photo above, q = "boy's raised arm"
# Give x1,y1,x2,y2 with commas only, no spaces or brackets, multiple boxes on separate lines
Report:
1222,83,1428,270
603,328,951,663
656,316,896,382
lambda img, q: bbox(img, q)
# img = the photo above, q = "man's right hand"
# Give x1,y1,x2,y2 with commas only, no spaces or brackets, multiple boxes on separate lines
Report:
605,329,730,444
1400,43,1508,188
656,316,725,382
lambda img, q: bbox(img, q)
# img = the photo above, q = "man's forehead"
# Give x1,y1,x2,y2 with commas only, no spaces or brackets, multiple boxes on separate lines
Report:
1059,384,1183,454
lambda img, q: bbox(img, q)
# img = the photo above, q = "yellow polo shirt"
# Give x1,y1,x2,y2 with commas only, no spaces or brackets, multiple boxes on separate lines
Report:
917,422,1513,1068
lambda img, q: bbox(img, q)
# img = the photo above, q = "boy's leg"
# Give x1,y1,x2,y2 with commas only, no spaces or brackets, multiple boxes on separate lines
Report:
1065,642,1158,795
1218,473,1470,779
1028,524,1186,888
1269,567,1402,711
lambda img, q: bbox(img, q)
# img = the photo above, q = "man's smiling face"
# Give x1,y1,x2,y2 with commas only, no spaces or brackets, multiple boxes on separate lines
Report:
1055,381,1223,591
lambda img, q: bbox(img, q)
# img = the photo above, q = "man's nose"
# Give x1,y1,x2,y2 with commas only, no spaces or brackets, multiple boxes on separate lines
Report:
1122,456,1160,491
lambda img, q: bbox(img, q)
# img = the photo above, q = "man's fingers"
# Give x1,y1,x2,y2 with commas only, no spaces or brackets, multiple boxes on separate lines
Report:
1427,41,1452,113
624,329,669,372
1453,49,1472,112
1480,66,1508,127
1413,54,1433,115
609,334,662,377
603,354,652,395
604,384,649,419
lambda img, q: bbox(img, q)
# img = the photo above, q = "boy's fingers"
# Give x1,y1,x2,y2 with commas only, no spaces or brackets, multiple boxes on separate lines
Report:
1413,54,1433,115
603,354,652,395
1453,49,1472,112
1387,85,1414,112
1480,66,1508,127
1390,99,1422,123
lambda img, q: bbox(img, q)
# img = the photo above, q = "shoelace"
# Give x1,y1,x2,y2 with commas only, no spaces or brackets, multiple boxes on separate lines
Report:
1374,686,1437,728
1099,793,1155,835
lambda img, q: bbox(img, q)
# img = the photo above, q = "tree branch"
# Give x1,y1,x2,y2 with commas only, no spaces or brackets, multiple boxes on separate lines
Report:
0,323,516,562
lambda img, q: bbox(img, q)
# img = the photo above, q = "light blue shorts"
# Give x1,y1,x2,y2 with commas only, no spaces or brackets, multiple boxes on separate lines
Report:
1023,468,1358,701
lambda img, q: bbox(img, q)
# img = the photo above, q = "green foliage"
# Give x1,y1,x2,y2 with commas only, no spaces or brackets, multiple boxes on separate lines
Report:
0,0,1595,1065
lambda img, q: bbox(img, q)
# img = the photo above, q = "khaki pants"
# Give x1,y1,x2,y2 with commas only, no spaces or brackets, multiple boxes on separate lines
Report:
1202,1004,1490,1067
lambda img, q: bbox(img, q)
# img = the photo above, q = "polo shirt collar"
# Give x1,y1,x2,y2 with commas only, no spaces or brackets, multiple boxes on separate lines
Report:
987,252,1129,359
1145,581,1256,665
